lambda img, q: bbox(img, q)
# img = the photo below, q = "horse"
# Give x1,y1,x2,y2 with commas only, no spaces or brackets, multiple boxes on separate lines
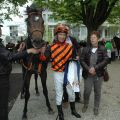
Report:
15,40,40,98
113,36,120,59
21,4,53,119
15,38,40,97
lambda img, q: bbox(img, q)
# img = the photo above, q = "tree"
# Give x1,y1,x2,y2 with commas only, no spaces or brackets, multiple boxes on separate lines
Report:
34,0,119,43
0,0,28,23
108,1,120,24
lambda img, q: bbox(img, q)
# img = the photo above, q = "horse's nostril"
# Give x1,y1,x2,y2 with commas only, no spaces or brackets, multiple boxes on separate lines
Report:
32,39,43,48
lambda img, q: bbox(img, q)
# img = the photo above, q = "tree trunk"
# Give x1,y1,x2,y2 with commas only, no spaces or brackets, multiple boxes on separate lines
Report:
86,26,99,44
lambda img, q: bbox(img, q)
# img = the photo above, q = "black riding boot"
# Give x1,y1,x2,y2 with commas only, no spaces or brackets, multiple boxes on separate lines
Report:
57,105,64,120
70,102,81,118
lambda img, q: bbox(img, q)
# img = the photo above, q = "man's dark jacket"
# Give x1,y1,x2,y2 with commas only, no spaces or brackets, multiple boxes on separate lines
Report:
80,45,109,79
0,42,28,75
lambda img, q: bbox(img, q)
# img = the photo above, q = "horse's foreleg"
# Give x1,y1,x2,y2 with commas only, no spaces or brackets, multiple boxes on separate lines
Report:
20,67,26,99
22,72,32,119
40,70,53,113
34,73,39,95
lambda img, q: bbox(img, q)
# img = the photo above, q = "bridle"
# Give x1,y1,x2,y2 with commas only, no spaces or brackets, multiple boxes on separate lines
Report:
28,12,42,16
28,29,43,38
27,12,44,41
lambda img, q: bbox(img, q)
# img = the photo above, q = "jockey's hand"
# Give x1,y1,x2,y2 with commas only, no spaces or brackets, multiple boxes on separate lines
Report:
27,48,40,54
76,56,79,60
18,42,26,51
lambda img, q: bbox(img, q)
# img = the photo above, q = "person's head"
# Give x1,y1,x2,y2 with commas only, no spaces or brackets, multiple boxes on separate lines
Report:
54,24,68,43
0,25,3,37
90,31,100,47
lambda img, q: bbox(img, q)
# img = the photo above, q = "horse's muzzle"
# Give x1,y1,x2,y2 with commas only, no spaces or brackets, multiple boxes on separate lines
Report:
32,39,46,49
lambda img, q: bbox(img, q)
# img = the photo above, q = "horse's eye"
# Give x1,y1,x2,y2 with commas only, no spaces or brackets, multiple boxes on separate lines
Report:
34,16,39,21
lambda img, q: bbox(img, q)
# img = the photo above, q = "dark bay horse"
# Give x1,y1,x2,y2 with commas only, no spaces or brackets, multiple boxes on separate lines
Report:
16,40,40,97
113,36,120,59
21,4,53,119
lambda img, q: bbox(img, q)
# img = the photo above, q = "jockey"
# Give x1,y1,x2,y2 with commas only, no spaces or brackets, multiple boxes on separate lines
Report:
39,24,81,120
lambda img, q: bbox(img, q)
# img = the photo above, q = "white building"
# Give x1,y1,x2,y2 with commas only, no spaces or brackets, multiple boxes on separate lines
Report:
71,22,120,42
42,10,65,42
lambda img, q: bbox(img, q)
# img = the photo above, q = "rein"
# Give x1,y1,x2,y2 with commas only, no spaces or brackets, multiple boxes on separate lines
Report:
20,54,42,74
20,55,33,71
28,12,42,16
30,29,43,37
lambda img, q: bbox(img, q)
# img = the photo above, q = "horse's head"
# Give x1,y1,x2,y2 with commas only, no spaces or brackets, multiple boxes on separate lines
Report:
26,4,45,48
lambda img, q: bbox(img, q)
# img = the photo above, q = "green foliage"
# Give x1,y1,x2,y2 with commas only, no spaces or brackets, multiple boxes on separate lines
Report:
34,0,120,25
0,0,120,25
0,0,28,22
108,0,120,24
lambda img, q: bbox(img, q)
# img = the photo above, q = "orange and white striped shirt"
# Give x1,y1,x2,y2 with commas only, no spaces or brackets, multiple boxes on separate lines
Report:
50,43,73,72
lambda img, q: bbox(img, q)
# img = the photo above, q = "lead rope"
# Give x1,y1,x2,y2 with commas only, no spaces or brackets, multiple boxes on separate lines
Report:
38,62,42,74
20,54,33,70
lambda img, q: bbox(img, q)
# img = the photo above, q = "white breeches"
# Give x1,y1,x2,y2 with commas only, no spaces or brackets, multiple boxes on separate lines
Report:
53,71,75,105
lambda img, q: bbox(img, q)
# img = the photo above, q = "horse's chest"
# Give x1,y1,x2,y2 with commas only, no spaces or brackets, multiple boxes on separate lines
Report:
31,55,41,71
24,55,42,73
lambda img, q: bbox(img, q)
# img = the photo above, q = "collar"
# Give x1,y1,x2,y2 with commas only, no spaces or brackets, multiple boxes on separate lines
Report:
56,40,66,45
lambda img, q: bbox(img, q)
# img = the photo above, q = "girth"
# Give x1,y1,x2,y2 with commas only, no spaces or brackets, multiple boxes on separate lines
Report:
20,55,42,74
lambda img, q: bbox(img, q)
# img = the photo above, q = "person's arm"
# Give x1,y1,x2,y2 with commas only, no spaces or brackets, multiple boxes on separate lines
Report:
94,48,109,71
39,45,51,61
0,46,39,62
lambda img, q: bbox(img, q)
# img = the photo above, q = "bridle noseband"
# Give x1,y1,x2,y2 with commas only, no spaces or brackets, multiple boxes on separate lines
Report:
27,12,44,42
29,29,43,38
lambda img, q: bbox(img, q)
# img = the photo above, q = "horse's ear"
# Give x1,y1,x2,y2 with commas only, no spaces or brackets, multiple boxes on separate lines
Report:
26,5,30,13
42,8,46,12
38,9,43,14
38,8,44,14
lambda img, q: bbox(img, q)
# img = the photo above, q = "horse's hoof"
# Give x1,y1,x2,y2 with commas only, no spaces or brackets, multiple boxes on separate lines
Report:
20,94,25,99
22,114,27,120
36,92,40,96
22,118,28,120
48,108,55,114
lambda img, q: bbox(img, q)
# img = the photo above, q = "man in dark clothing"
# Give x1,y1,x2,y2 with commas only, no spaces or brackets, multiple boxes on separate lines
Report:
0,25,40,120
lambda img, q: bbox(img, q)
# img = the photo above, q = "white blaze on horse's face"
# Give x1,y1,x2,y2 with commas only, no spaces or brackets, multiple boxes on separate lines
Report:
34,16,39,21
27,11,45,48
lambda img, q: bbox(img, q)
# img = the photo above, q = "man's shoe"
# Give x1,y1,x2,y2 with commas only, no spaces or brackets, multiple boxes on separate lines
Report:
82,105,88,113
94,108,99,116
71,110,81,118
70,102,81,118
